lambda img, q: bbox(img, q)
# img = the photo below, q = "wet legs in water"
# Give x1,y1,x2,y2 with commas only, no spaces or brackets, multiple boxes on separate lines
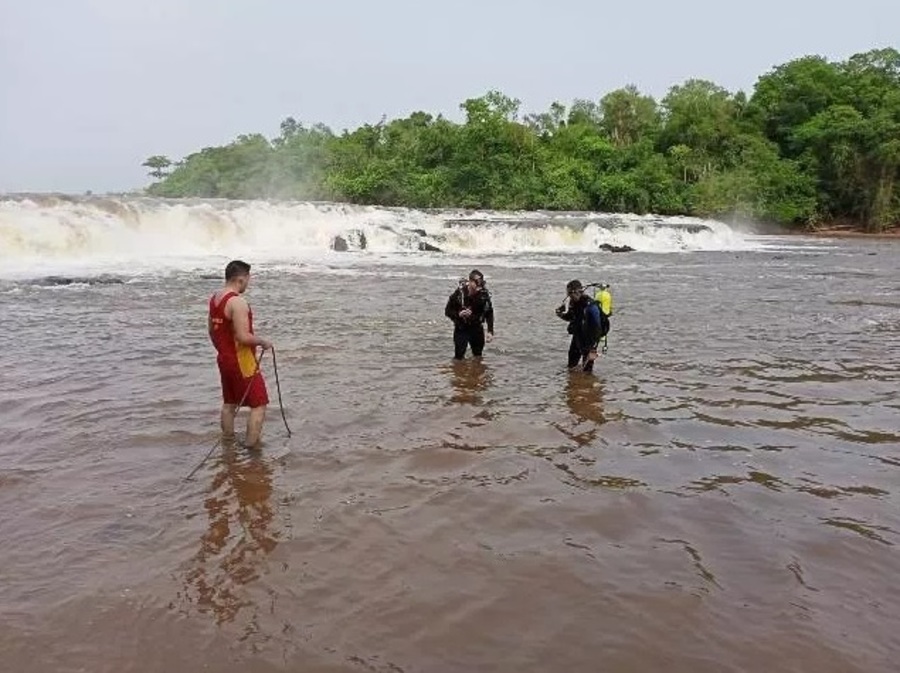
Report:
568,337,594,373
454,325,485,360
221,404,237,439
220,403,268,448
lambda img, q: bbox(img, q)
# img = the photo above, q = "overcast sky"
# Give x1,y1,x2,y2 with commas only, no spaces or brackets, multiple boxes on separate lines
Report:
0,0,895,194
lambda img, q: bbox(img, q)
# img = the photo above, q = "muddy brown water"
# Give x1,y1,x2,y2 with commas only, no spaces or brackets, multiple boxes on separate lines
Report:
1,240,898,672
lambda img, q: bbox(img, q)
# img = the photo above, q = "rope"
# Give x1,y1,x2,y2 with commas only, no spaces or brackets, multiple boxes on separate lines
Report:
271,346,292,437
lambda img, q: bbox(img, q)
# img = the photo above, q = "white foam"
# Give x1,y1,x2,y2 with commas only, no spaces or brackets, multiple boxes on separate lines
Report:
0,195,773,280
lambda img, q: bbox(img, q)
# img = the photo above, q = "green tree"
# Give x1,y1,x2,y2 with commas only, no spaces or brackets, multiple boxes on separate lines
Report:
744,55,843,157
599,85,661,147
142,155,172,180
658,79,743,180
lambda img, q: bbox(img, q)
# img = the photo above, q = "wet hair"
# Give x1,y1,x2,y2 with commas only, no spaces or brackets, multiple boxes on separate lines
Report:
225,259,251,281
468,269,485,286
566,279,583,294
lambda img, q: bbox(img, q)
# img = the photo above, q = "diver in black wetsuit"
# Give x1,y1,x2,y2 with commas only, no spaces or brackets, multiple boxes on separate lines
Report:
445,269,495,360
556,279,605,372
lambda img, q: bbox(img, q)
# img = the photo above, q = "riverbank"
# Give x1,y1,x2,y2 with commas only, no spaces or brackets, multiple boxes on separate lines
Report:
799,223,900,240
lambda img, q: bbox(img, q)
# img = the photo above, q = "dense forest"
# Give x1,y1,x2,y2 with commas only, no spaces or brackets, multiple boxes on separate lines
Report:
143,48,900,232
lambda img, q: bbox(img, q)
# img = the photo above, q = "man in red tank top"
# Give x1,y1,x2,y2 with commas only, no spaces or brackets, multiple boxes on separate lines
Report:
207,260,273,448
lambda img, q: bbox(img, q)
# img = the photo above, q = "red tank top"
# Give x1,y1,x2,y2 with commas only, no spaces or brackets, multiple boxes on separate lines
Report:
209,291,258,377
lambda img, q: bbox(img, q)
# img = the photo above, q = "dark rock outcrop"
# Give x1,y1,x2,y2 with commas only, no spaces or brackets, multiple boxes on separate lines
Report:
331,230,368,251
599,243,635,253
37,274,126,286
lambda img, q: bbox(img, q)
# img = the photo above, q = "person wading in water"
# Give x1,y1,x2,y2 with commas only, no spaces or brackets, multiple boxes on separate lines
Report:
444,269,495,360
207,260,273,448
555,279,604,373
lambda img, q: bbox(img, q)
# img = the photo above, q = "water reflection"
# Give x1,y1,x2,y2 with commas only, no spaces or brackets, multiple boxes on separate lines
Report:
181,444,280,625
565,372,606,425
552,376,644,488
557,372,606,446
447,358,493,406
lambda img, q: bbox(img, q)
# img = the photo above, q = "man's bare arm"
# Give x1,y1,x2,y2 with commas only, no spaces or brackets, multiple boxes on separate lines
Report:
228,297,271,349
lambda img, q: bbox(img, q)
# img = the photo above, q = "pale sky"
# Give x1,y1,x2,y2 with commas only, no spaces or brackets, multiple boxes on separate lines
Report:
0,0,895,194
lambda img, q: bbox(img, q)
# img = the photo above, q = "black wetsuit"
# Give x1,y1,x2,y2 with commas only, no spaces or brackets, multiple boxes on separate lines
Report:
445,286,494,359
557,296,604,372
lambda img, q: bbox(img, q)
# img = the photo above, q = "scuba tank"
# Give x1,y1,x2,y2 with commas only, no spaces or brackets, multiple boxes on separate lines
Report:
592,283,612,354
594,283,612,317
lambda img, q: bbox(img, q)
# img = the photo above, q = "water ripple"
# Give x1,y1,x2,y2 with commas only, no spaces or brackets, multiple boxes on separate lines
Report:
1,245,899,672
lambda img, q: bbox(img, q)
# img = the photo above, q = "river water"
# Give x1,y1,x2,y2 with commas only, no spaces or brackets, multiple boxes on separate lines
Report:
1,196,899,672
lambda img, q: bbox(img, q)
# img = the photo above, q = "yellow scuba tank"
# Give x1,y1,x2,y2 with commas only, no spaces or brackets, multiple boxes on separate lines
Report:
595,284,612,317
